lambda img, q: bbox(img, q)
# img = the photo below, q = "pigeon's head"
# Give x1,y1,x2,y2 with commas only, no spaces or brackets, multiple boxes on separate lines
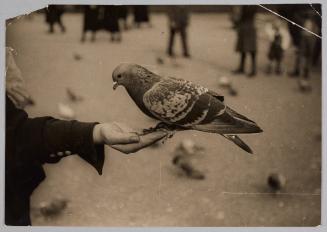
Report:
112,63,161,91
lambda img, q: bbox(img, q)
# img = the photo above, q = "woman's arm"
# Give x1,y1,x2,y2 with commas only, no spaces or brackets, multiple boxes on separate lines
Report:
6,95,167,175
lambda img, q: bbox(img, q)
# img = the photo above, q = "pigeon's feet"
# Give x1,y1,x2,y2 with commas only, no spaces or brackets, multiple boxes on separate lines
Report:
143,122,176,133
142,122,177,143
161,130,176,143
142,127,156,134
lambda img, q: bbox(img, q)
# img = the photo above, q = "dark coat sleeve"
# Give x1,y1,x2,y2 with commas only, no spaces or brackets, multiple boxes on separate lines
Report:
6,94,104,175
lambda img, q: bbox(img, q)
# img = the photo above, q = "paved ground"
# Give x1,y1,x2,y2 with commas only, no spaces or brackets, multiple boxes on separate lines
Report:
6,11,321,226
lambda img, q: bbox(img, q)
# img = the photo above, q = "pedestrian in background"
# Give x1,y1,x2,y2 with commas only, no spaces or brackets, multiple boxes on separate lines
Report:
233,5,257,77
117,5,129,30
297,13,319,79
133,5,151,28
310,4,321,67
166,6,191,58
266,21,284,75
278,4,307,77
45,5,66,33
81,5,100,42
103,5,121,42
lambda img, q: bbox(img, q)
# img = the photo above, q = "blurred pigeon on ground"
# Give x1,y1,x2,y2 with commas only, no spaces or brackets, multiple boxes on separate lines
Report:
267,173,286,192
298,79,312,93
66,88,84,102
39,198,69,217
218,76,231,88
112,63,263,154
156,56,164,65
172,155,205,180
228,86,238,96
73,52,83,61
172,139,205,180
58,103,75,120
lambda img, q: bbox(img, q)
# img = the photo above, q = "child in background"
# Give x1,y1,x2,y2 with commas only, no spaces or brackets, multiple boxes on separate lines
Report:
265,19,289,75
166,6,191,58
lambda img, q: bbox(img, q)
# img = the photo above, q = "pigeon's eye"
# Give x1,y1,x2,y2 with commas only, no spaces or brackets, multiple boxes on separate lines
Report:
117,74,122,79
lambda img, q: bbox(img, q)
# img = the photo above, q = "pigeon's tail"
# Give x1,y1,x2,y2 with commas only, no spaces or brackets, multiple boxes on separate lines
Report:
225,106,263,134
193,107,263,134
221,134,253,154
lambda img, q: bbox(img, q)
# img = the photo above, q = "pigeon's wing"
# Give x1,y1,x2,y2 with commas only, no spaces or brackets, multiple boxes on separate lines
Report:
143,76,261,133
142,77,226,127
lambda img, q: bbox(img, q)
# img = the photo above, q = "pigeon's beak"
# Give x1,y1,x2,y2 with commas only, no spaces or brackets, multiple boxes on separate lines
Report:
113,81,119,90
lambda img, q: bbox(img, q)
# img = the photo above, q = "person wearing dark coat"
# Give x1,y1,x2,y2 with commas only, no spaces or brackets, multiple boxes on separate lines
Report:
81,5,101,42
233,5,257,77
167,6,190,58
117,5,129,30
5,94,104,225
133,5,150,28
310,4,321,66
102,5,122,42
277,5,311,77
45,5,66,33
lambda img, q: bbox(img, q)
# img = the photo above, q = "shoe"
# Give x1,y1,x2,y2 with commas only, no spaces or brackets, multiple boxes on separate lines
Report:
247,71,256,77
167,52,175,58
183,53,191,58
288,70,300,78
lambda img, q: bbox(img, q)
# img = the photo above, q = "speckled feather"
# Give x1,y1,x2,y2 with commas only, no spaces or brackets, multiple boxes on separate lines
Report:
143,76,227,127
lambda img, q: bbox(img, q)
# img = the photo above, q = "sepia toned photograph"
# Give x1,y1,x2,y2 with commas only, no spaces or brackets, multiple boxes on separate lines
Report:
4,4,322,227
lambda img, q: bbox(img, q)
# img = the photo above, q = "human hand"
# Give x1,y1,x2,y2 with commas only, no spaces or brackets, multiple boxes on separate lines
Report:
6,47,34,109
93,122,167,154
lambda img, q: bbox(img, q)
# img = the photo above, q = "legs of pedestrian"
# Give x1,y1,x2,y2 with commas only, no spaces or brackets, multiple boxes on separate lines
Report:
276,60,282,75
81,31,86,42
233,52,245,74
58,18,66,33
248,51,256,77
289,48,300,77
91,32,96,42
181,27,190,58
167,27,176,57
116,32,122,42
266,61,272,74
48,23,54,33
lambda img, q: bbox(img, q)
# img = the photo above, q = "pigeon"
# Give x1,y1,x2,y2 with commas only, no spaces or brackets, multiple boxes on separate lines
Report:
298,79,312,93
58,103,75,120
172,139,205,180
267,173,286,192
172,155,205,180
66,88,84,102
218,76,231,88
73,52,83,61
156,56,164,65
228,86,238,96
39,198,69,217
112,63,263,154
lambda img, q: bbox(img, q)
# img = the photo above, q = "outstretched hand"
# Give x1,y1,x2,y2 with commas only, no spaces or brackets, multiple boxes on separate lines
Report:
93,122,167,154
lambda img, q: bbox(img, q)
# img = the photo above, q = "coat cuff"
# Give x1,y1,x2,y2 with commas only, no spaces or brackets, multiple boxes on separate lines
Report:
71,122,105,175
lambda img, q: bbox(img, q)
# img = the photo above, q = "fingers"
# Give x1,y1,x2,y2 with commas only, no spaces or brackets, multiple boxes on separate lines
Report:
7,90,24,107
108,131,140,145
98,122,141,145
111,131,167,154
7,87,31,108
